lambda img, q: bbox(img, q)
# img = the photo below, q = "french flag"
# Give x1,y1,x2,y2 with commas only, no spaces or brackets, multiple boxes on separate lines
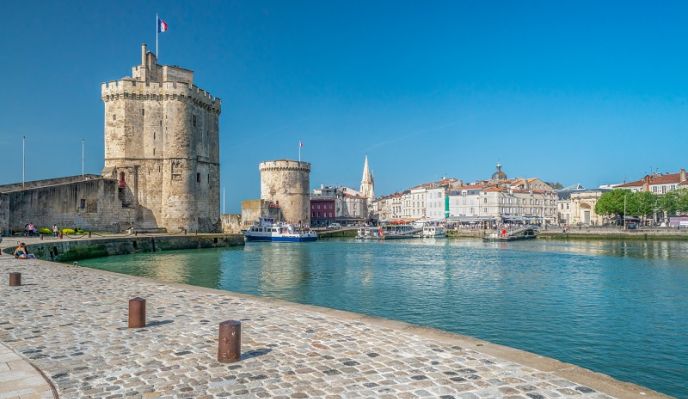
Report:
158,17,168,33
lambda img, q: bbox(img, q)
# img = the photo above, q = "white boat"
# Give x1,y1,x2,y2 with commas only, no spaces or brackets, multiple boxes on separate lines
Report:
244,218,318,242
421,225,446,238
356,224,421,240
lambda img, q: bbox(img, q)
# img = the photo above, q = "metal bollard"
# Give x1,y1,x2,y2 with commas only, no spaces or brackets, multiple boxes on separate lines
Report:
128,297,146,328
9,273,21,287
218,320,241,363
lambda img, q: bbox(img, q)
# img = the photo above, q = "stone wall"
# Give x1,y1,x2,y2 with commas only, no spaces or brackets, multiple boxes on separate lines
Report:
259,160,311,225
6,178,135,233
0,174,102,193
1,234,244,261
0,193,9,235
221,214,242,234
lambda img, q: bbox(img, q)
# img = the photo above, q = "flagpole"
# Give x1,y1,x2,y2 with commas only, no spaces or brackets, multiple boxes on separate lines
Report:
298,141,301,162
155,13,159,58
22,136,25,188
81,138,85,178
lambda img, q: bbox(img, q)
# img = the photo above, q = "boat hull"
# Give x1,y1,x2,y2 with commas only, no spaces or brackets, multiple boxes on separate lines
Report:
245,234,318,242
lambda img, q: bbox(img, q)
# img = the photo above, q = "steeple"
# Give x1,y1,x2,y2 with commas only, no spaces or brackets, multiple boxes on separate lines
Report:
360,156,375,203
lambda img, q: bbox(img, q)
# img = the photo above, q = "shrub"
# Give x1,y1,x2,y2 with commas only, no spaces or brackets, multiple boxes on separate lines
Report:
38,227,52,235
61,228,75,235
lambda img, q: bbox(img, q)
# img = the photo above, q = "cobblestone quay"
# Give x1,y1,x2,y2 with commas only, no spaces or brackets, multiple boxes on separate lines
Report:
0,256,668,398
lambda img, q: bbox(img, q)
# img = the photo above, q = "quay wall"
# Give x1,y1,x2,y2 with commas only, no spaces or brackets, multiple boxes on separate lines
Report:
317,228,357,238
1,234,244,262
446,228,688,241
539,231,688,241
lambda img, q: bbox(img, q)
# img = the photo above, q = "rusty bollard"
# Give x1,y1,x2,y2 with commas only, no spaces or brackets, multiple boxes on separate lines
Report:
9,273,21,287
128,297,146,328
218,320,241,363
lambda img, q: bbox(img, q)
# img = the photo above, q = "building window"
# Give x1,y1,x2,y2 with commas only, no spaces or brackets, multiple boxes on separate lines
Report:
141,109,145,116
113,114,116,121
192,115,197,127
207,174,210,183
80,199,86,209
196,173,201,183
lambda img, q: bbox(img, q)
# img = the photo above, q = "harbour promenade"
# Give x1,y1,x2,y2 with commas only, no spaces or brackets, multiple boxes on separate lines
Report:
0,242,669,398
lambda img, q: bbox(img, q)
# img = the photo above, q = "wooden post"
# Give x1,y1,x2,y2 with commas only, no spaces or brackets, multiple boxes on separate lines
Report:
9,273,21,287
128,297,146,328
218,320,241,363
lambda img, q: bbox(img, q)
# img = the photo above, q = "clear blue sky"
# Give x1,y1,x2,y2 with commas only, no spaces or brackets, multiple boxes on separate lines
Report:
2,1,687,212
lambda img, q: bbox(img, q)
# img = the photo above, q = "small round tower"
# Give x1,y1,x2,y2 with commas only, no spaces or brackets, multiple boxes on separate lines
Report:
259,160,311,226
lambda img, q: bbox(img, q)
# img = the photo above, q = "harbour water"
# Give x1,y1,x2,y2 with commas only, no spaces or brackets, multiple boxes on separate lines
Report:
79,239,688,397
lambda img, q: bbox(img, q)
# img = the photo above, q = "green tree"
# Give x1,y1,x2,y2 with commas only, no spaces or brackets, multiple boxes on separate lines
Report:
658,191,679,216
676,188,688,213
595,189,629,217
630,191,657,217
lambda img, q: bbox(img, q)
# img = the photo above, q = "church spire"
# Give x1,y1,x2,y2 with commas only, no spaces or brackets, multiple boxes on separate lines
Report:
360,155,375,203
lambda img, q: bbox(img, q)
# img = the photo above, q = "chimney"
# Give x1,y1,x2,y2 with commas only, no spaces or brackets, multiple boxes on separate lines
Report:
681,168,686,183
141,43,148,67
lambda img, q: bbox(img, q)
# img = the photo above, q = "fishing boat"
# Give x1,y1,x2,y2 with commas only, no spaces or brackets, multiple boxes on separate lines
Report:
356,224,421,240
244,218,318,242
421,225,447,238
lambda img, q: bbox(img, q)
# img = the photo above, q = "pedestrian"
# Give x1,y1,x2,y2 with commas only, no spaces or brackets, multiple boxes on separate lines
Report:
52,224,59,238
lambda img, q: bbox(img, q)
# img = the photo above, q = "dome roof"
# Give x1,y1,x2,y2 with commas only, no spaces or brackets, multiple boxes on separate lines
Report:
491,163,507,181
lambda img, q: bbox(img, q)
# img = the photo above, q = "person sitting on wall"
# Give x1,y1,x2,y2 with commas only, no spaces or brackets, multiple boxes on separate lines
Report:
14,243,36,259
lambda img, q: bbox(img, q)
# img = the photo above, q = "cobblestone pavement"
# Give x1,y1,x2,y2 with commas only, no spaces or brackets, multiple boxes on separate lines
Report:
0,256,663,399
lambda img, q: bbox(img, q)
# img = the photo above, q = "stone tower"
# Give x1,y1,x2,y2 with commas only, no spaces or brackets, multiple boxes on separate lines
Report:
360,156,375,204
101,44,221,232
259,160,311,226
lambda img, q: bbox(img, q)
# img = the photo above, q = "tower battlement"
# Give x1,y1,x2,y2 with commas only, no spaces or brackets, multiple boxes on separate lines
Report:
101,81,221,112
259,160,311,172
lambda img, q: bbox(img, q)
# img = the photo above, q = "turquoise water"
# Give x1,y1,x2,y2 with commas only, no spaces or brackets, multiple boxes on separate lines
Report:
80,239,688,398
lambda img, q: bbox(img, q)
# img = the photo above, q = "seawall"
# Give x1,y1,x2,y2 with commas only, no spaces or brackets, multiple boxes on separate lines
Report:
539,230,688,241
1,234,244,262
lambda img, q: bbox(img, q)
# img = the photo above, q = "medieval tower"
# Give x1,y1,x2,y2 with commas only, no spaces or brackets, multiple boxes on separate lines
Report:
101,44,221,232
259,160,311,226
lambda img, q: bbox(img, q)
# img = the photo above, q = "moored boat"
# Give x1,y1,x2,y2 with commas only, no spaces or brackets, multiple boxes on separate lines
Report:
483,226,538,242
244,218,318,242
356,224,421,240
421,225,447,238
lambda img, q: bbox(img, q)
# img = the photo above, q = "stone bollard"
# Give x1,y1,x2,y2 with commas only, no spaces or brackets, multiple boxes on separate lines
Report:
128,297,146,328
218,320,241,363
9,273,21,287
88,231,92,238
40,234,44,240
